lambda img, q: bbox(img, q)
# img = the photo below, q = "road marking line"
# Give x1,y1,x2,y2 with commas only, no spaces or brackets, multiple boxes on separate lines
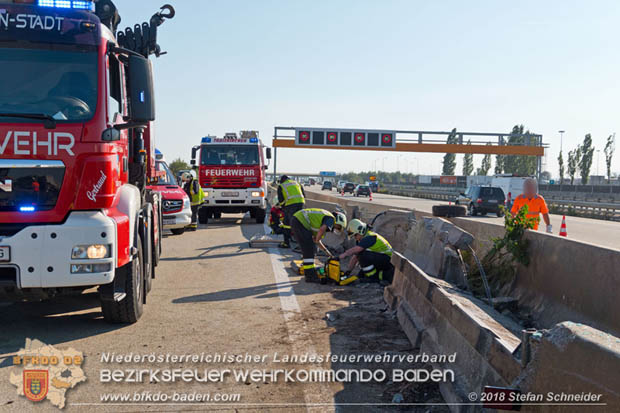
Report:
263,224,333,412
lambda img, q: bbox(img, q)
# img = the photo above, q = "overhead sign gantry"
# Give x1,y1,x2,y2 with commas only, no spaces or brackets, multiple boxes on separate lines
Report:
271,126,547,178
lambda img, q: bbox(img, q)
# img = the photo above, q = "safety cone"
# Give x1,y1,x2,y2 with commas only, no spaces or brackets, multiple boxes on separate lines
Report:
369,192,373,202
559,216,567,237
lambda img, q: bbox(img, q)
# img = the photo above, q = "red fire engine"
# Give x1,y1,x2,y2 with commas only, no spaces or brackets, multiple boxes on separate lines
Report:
191,131,271,224
0,0,175,323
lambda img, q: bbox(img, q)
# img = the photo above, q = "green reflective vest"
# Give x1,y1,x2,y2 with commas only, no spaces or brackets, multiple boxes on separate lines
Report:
294,208,334,235
189,180,205,206
280,179,305,206
365,231,393,256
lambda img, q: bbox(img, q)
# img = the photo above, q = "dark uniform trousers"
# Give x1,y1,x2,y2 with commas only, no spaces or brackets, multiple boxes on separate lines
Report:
282,203,304,244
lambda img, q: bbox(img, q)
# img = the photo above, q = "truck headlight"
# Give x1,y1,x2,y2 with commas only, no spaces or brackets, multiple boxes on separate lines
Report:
203,191,210,197
72,244,111,259
251,191,264,197
183,198,190,209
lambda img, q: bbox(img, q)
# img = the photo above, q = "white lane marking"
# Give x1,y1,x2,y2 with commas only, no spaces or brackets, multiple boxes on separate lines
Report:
263,224,333,412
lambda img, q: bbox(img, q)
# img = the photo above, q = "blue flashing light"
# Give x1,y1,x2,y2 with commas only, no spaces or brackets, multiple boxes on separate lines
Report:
155,148,162,155
19,206,36,213
139,91,145,103
249,138,258,143
37,0,95,11
201,137,212,143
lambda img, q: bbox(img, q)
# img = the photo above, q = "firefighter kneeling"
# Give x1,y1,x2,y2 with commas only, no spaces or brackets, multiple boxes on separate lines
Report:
340,219,394,284
290,208,347,283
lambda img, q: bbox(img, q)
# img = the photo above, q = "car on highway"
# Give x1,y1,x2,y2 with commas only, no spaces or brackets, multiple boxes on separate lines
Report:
322,181,333,191
456,186,505,217
343,182,356,194
354,184,371,197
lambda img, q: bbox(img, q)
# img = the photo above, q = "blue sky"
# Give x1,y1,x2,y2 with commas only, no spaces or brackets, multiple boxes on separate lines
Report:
118,0,620,177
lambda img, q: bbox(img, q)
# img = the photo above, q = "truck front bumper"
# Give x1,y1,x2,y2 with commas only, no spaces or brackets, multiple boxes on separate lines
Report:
0,211,116,289
201,188,266,209
162,207,192,229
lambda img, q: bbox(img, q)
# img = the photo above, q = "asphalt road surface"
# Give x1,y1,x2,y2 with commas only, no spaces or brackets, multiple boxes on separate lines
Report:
306,186,620,251
0,217,446,412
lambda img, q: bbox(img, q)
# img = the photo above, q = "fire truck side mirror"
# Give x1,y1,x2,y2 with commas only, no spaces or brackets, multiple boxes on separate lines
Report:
191,146,199,162
266,148,272,160
128,55,155,123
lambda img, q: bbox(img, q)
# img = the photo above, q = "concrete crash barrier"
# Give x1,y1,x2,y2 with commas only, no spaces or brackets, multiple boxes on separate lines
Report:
385,252,523,410
514,321,620,412
304,190,620,336
385,252,620,412
451,217,620,337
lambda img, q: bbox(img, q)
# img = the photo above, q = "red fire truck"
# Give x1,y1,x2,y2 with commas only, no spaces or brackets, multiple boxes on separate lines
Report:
0,0,175,323
191,131,271,224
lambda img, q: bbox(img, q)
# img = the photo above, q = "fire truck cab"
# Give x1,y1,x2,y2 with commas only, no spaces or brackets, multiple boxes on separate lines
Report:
0,0,174,323
191,131,271,224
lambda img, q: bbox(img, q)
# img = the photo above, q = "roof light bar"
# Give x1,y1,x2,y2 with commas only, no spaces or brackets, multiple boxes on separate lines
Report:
37,0,95,11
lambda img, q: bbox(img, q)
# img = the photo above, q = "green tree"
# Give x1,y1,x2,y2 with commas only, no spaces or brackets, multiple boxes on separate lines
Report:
169,158,190,175
477,143,492,176
557,150,565,183
579,134,594,184
503,125,537,176
495,154,504,175
604,134,616,183
567,147,581,185
442,128,458,175
462,141,474,176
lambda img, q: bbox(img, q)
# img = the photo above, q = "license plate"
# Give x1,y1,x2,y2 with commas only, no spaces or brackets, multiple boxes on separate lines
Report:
0,246,10,262
488,200,498,203
163,217,176,225
222,192,239,197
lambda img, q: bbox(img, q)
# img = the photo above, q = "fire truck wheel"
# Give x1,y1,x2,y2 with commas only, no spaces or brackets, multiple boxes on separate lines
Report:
213,212,222,219
101,235,144,323
254,208,266,224
171,228,186,235
198,207,209,224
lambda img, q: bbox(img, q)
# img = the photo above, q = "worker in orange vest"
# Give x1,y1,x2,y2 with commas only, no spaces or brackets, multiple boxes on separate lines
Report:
511,178,552,232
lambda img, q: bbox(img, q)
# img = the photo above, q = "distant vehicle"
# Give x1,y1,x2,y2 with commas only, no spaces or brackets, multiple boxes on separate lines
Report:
354,185,371,197
148,160,192,235
322,181,333,191
491,176,530,201
343,182,356,194
368,181,379,192
309,178,316,186
337,180,346,190
456,186,505,217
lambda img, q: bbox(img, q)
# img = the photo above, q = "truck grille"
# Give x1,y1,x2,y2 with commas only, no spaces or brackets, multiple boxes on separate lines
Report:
162,199,183,213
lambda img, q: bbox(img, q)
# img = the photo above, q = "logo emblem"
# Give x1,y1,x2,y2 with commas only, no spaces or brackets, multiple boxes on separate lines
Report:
23,370,49,402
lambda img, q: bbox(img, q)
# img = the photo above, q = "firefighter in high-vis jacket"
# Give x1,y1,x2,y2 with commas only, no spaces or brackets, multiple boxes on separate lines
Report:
291,208,347,283
182,172,204,231
277,175,306,248
340,219,394,283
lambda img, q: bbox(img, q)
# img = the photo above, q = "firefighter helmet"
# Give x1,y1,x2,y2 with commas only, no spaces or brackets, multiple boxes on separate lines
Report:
347,219,368,236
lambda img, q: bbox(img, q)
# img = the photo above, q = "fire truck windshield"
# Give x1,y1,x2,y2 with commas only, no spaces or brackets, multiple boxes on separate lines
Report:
0,46,98,123
201,145,260,166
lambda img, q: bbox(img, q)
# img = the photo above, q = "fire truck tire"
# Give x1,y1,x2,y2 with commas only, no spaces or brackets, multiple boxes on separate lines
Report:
254,208,266,224
198,207,209,224
432,204,466,218
101,235,144,324
213,212,222,219
171,228,186,235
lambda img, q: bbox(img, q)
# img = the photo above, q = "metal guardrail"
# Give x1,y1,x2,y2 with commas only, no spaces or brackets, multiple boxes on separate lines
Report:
380,184,620,221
